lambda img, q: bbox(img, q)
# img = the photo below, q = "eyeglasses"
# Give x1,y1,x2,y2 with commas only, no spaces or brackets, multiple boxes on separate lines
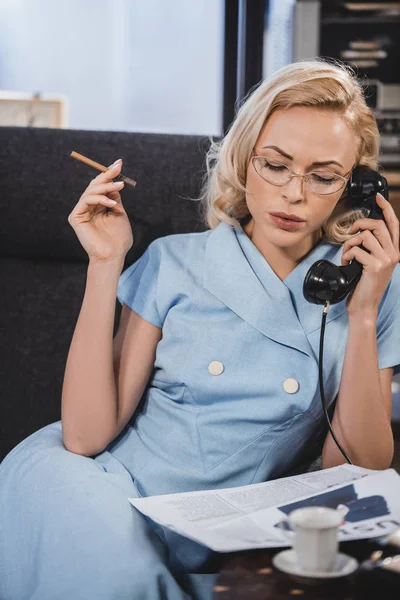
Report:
251,155,352,196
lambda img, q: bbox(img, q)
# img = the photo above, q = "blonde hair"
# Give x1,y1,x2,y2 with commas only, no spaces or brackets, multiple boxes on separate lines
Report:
199,59,380,244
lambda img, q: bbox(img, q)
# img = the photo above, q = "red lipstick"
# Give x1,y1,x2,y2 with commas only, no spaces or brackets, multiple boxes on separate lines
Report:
270,212,305,222
269,212,305,231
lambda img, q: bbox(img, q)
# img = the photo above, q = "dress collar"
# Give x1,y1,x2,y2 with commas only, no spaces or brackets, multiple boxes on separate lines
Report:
203,221,347,359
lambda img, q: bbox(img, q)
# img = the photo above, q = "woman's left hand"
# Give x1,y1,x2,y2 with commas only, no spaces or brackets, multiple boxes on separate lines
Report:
341,192,400,318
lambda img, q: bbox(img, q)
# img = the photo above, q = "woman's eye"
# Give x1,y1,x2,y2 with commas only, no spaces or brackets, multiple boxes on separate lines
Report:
262,160,286,172
312,173,336,185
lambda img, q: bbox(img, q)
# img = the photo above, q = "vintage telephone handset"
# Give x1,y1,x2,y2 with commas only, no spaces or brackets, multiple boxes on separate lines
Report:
303,166,389,464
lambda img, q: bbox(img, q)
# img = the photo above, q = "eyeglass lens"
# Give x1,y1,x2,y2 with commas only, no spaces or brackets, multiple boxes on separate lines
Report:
253,157,346,195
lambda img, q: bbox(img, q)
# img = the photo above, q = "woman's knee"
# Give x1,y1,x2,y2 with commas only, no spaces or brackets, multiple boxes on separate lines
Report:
0,423,108,515
1,421,65,472
2,420,99,470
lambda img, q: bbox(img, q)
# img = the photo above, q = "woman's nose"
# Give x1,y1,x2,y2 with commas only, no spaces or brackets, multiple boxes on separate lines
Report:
282,175,305,201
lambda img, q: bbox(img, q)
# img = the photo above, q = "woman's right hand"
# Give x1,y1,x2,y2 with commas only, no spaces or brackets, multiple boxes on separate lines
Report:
68,159,134,264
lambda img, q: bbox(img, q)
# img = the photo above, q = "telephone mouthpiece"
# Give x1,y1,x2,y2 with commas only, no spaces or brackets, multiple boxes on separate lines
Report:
303,260,348,305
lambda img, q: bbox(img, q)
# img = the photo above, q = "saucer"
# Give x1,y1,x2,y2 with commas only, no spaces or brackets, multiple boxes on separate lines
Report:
272,549,359,584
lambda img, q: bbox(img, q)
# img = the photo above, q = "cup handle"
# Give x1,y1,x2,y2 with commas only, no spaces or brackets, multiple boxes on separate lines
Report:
276,518,295,542
336,504,350,524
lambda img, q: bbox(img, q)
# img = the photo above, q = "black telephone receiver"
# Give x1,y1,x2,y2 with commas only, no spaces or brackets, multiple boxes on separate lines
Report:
303,166,389,305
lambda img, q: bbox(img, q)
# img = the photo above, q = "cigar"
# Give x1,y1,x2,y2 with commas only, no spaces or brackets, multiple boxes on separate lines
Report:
70,151,137,187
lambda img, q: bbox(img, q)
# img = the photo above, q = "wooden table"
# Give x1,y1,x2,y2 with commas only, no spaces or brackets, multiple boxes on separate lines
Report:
213,540,399,599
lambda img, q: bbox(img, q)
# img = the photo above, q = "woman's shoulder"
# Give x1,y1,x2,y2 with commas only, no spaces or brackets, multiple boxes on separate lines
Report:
152,228,212,246
148,229,212,265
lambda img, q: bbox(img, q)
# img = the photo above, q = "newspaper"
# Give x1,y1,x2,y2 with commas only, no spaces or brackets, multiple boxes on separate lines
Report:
128,465,400,552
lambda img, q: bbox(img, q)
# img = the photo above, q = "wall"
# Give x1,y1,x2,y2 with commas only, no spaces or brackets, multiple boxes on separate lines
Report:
0,0,224,135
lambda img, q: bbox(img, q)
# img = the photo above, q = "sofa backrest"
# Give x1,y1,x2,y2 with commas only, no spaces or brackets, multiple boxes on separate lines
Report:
0,126,212,262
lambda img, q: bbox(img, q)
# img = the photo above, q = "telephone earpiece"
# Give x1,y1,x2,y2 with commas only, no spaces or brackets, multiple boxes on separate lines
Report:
303,166,389,305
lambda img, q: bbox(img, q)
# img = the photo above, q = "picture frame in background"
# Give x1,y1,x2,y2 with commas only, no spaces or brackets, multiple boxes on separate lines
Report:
0,91,67,128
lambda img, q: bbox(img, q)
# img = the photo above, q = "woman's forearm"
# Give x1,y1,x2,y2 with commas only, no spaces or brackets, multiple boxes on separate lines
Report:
321,314,394,469
61,258,125,456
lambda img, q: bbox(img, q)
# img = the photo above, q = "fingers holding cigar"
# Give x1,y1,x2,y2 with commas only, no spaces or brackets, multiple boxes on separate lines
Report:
68,152,134,262
70,151,136,187
89,159,122,185
88,160,124,201
88,181,125,203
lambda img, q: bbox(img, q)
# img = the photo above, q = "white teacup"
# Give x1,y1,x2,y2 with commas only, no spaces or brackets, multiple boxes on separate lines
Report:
277,506,343,573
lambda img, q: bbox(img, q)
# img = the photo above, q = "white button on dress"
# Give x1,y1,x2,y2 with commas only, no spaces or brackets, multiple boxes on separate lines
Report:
283,378,299,394
208,361,224,376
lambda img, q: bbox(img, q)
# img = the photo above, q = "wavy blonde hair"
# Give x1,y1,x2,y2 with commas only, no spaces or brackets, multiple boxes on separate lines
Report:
199,59,380,244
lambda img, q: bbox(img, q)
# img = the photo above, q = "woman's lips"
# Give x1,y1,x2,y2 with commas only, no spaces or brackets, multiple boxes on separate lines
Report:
269,213,305,230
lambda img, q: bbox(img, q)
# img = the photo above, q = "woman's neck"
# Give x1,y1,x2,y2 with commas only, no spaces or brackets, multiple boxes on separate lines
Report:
243,219,323,281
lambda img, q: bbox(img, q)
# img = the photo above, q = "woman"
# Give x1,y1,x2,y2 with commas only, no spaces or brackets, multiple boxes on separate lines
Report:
0,59,399,599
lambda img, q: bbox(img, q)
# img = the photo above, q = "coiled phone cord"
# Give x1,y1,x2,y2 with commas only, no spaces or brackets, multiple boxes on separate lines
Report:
320,301,353,465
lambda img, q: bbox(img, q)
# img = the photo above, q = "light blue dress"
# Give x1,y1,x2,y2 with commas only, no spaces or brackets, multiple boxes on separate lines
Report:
1,222,399,599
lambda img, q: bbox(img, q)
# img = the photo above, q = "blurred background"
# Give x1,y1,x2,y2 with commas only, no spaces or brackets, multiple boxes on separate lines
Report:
1,0,399,462
0,1,398,204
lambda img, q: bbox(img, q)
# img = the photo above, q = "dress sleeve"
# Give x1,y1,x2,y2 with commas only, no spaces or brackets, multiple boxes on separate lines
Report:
117,240,163,328
376,263,400,376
